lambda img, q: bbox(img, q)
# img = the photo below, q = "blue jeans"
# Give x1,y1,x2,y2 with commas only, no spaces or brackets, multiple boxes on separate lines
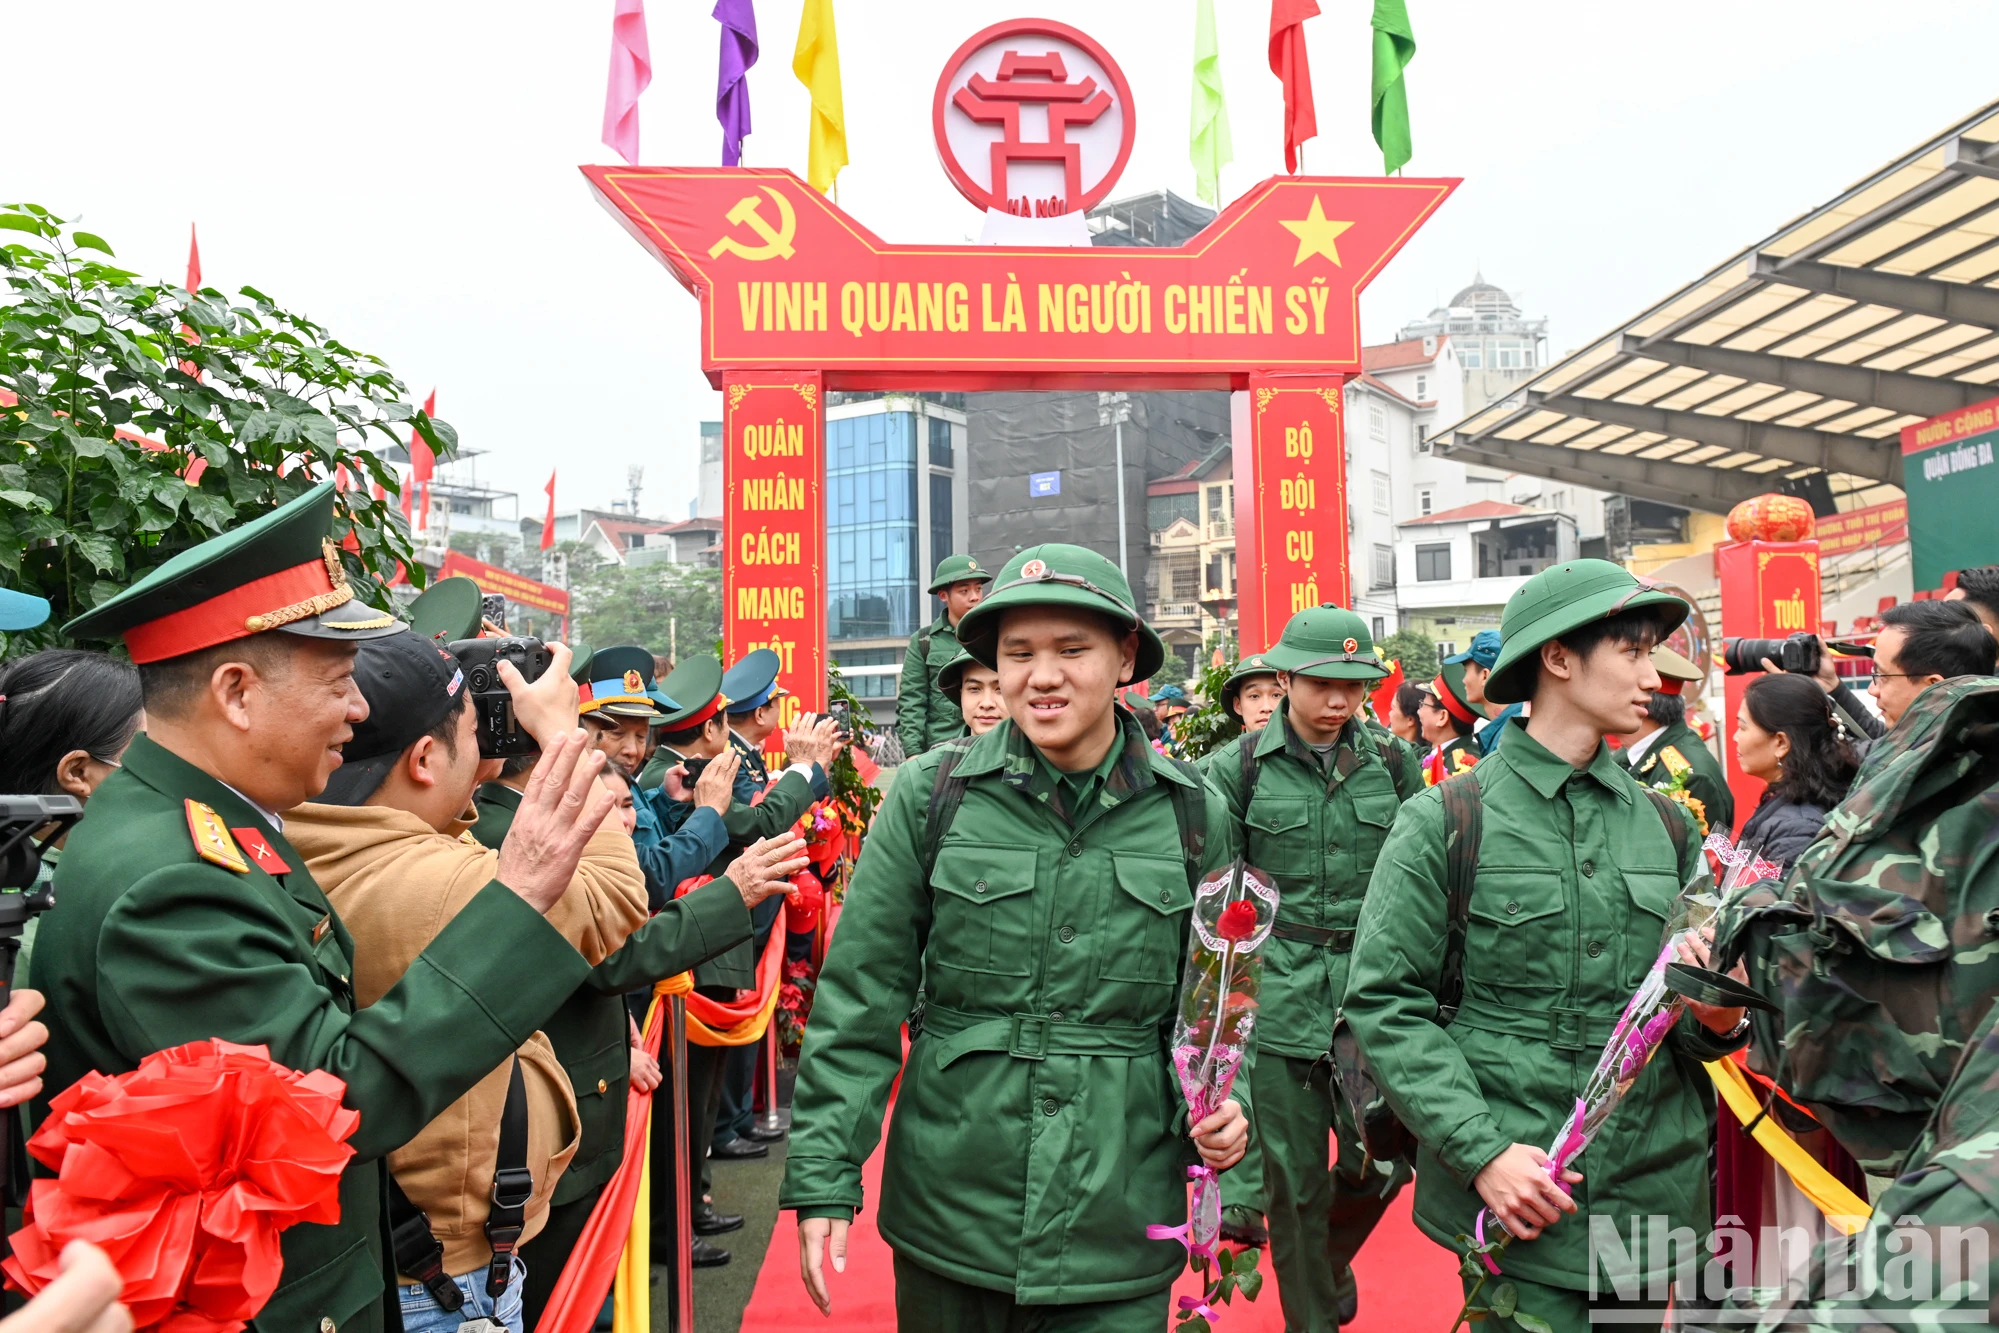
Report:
397,1256,526,1333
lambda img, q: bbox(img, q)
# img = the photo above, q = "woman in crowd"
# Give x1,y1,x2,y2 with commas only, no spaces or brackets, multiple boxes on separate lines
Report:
1387,680,1425,746
1418,663,1483,786
0,648,145,1114
1734,671,1860,873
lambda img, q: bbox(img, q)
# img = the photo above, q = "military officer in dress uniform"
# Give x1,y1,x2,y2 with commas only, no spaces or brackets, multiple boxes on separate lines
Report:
1619,644,1733,836
896,554,992,758
37,481,622,1333
1420,660,1487,786
785,543,1249,1332
1208,607,1422,1329
721,647,789,787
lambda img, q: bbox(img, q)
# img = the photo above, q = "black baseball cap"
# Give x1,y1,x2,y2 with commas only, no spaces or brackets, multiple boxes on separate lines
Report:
318,633,468,805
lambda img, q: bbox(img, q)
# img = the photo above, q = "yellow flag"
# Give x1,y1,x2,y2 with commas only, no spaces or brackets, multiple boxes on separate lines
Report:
792,0,848,195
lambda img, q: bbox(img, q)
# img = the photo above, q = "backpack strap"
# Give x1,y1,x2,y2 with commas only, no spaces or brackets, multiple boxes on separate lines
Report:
386,1174,463,1313
1436,769,1484,1023
919,736,981,881
1239,732,1261,803
1160,755,1208,890
1361,720,1416,804
482,1056,532,1297
1637,785,1692,869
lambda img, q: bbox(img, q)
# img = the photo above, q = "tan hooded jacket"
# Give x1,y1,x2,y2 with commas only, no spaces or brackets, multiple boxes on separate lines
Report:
286,801,648,1278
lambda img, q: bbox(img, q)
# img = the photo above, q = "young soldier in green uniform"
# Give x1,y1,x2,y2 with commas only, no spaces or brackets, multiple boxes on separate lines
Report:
784,544,1249,1332
37,482,622,1333
1620,645,1733,836
1344,560,1751,1331
896,553,992,757
1221,653,1285,737
937,648,1008,737
1208,607,1421,1329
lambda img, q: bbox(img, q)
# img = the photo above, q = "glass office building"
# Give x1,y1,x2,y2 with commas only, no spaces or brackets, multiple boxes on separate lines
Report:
823,396,968,708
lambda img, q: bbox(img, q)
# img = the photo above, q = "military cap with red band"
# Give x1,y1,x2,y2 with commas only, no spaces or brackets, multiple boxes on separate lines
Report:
654,653,728,731
64,481,404,663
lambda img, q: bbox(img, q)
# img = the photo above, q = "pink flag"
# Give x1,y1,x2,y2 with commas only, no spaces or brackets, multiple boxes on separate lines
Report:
179,224,202,379
541,471,558,551
602,0,653,165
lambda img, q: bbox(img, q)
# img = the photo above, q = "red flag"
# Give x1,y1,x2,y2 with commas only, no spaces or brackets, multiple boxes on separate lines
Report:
1269,0,1320,172
408,391,436,531
178,224,203,379
541,470,558,551
1368,657,1405,728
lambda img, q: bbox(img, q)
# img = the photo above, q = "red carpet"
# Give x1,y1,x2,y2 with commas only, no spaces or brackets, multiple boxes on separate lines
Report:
741,1114,1464,1331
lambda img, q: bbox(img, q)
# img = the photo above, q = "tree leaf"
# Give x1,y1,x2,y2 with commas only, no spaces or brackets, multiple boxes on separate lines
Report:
0,215,48,237
0,489,51,513
71,232,114,256
60,313,102,336
66,532,121,575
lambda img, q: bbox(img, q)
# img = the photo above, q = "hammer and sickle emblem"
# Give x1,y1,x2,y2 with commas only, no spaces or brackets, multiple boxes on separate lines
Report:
707,186,797,261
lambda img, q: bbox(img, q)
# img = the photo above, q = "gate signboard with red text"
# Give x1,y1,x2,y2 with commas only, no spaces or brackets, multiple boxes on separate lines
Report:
1716,539,1822,833
1232,380,1350,652
722,373,826,722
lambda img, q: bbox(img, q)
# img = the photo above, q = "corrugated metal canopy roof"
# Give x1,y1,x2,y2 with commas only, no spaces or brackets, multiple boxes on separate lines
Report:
1431,100,1999,514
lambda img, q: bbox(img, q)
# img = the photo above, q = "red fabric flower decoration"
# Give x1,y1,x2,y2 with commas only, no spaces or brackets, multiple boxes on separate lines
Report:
4,1040,358,1333
785,869,825,933
1215,901,1258,942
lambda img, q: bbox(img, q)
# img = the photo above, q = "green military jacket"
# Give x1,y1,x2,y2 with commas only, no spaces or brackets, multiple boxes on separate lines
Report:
1625,720,1734,837
543,877,754,1203
35,736,592,1333
469,780,520,851
1343,721,1744,1290
729,728,771,786
649,744,821,990
1206,704,1422,1061
895,613,965,757
780,714,1242,1304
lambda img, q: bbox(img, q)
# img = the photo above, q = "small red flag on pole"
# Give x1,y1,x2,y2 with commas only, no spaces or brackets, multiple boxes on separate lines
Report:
408,391,436,532
541,471,558,551
178,225,203,379
1268,0,1320,173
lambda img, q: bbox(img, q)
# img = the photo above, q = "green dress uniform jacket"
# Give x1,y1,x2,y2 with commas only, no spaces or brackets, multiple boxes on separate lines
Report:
1625,721,1734,836
895,613,966,757
34,737,595,1333
1342,722,1746,1291
1206,706,1422,1062
542,876,755,1204
779,715,1242,1304
469,780,521,851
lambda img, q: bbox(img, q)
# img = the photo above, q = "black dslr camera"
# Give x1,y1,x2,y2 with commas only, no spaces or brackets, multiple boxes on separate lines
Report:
449,637,554,759
1722,632,1820,676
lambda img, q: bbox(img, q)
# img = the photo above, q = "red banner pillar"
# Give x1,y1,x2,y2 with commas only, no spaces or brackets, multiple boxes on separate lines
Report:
722,371,827,736
1232,375,1352,654
1715,539,1822,834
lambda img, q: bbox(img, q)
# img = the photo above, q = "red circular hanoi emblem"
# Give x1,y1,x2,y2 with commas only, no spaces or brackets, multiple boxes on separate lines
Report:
1020,558,1049,579
932,19,1137,218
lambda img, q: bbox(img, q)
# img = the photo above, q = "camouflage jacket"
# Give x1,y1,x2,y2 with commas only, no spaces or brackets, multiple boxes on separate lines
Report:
1682,998,1999,1331
1716,676,1999,1175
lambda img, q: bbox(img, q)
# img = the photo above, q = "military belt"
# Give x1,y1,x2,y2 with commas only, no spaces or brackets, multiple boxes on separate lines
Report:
920,1003,1167,1071
1448,997,1616,1054
1269,921,1357,951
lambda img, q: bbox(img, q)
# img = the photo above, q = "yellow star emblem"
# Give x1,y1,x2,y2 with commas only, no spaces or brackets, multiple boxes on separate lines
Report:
1279,196,1355,267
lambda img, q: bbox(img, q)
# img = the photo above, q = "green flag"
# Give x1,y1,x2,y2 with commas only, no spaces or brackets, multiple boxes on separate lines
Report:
1189,0,1233,206
1370,0,1416,174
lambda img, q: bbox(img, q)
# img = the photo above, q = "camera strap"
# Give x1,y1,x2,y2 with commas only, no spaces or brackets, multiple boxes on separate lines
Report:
484,1058,533,1298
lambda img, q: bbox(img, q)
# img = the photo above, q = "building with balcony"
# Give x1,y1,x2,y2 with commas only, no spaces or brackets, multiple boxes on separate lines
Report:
1145,444,1236,675
1393,500,1579,656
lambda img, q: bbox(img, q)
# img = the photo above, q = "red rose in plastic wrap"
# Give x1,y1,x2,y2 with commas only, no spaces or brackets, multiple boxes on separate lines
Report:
1215,900,1258,942
4,1039,359,1333
785,869,825,933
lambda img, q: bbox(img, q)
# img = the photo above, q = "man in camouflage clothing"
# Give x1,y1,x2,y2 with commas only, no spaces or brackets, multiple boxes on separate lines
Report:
1680,995,1999,1331
1717,677,1999,1176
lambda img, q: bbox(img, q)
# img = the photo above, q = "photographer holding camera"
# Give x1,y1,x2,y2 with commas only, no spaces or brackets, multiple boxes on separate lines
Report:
1725,629,1886,746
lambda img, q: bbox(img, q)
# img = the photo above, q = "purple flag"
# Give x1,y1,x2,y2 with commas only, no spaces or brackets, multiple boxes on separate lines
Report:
715,0,758,166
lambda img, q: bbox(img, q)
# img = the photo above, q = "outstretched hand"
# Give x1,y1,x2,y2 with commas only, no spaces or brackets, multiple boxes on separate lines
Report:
496,728,615,914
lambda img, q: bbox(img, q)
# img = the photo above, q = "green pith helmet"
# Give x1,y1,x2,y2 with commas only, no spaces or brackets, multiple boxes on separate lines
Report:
1222,652,1282,718
937,648,991,705
1483,559,1691,706
567,643,595,683
407,576,484,643
1432,659,1490,721
927,553,993,595
956,543,1164,682
656,654,725,731
1260,605,1390,681
63,479,404,661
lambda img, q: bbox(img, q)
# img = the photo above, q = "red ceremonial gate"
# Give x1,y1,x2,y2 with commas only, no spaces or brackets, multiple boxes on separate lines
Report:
585,166,1452,716
580,21,1453,718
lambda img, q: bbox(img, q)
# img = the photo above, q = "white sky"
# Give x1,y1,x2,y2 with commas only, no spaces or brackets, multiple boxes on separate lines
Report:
7,0,1998,521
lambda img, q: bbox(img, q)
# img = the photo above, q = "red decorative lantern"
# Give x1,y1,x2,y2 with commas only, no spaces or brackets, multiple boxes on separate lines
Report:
1726,493,1816,543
